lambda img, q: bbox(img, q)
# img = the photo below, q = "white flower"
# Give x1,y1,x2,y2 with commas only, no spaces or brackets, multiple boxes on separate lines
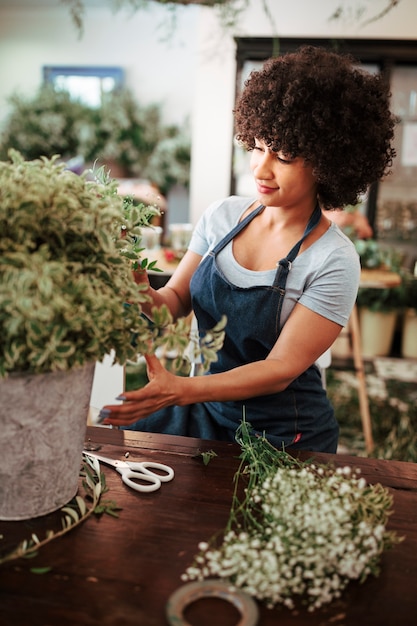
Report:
184,423,399,612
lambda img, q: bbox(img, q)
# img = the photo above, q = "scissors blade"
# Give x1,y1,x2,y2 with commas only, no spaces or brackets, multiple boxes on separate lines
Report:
83,451,129,470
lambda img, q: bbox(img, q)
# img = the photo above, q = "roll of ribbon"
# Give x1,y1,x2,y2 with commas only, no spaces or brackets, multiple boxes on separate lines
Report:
166,579,259,626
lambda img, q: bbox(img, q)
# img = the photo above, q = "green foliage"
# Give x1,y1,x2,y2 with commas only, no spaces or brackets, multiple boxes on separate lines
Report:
357,266,417,314
0,151,141,374
0,85,95,162
357,283,404,313
90,89,167,178
0,84,191,193
62,0,401,40
144,126,191,195
0,151,224,375
354,239,402,272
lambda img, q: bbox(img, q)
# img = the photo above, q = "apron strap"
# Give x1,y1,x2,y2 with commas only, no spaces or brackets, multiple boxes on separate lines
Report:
273,203,322,289
210,204,265,256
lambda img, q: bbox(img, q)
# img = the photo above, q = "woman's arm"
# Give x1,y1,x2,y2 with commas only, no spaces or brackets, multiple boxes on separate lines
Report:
101,302,342,426
134,249,202,320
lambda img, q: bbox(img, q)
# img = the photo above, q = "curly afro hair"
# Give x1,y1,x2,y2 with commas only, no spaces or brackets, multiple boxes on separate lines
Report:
234,45,396,209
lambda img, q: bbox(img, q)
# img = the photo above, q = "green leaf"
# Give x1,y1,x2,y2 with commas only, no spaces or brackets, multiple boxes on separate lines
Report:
61,507,80,524
22,550,39,559
75,495,87,516
199,450,218,466
30,566,52,575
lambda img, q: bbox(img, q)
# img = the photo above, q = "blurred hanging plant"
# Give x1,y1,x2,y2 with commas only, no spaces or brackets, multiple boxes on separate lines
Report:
61,0,241,38
61,0,402,37
330,0,401,27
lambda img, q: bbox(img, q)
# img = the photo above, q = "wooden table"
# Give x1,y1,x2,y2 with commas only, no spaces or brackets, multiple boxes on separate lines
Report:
2,428,415,626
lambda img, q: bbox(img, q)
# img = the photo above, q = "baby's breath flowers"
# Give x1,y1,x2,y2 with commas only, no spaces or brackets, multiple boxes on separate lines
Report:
182,420,401,612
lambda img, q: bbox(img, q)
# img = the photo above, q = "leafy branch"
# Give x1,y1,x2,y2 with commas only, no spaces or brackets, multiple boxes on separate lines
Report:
196,449,218,465
0,455,120,566
330,0,401,26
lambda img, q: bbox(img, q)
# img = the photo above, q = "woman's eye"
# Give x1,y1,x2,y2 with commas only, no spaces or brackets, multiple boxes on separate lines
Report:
276,154,292,164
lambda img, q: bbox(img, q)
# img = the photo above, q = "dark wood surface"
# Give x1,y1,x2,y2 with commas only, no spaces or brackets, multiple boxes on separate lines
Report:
1,426,417,626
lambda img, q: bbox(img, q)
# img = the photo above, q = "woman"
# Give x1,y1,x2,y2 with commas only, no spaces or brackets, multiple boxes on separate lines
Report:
100,46,395,453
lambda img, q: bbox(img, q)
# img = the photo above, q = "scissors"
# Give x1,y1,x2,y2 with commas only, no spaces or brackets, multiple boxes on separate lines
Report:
83,451,175,493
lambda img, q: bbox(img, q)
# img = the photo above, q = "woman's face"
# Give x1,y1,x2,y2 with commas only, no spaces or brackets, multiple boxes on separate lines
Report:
250,138,318,210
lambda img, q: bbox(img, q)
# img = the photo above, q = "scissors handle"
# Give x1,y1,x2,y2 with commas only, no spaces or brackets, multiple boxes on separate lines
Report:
119,468,161,493
135,461,175,483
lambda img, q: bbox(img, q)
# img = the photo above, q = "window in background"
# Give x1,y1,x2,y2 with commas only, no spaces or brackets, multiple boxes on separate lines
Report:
43,66,124,107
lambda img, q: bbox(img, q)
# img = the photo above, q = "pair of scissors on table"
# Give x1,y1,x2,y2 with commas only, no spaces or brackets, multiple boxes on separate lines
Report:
83,451,175,493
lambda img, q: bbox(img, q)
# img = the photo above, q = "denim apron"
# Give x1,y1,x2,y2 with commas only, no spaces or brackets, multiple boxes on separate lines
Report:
126,203,339,453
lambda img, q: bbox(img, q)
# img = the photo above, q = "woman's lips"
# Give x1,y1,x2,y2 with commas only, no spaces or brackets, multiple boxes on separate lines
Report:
256,183,277,194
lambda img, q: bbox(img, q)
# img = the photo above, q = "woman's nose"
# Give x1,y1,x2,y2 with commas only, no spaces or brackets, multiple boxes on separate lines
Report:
251,153,274,179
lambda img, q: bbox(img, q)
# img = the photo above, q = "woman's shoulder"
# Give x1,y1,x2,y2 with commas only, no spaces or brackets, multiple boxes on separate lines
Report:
320,222,359,254
204,195,256,222
189,196,255,256
198,195,255,237
310,222,361,280
300,222,360,278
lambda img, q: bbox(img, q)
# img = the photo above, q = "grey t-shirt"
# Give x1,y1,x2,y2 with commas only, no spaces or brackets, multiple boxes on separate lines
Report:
188,196,361,329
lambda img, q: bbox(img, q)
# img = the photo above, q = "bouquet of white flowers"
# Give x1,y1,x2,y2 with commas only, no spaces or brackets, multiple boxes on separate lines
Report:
183,420,401,612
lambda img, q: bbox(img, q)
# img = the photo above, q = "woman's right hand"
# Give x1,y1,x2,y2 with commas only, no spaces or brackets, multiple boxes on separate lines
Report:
99,354,181,426
132,265,151,287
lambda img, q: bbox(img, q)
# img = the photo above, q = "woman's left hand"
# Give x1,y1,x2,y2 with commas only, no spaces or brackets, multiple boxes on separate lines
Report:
100,354,181,426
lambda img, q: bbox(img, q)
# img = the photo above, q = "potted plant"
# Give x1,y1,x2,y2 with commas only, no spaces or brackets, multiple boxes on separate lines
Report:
356,284,403,358
354,239,404,359
0,151,220,520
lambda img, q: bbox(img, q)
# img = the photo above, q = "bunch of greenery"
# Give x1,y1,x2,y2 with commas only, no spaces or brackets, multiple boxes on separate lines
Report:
183,419,401,612
0,151,224,376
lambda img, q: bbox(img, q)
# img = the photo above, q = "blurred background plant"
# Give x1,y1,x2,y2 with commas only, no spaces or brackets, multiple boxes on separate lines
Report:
354,238,403,272
0,84,190,195
0,85,95,162
327,366,417,463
